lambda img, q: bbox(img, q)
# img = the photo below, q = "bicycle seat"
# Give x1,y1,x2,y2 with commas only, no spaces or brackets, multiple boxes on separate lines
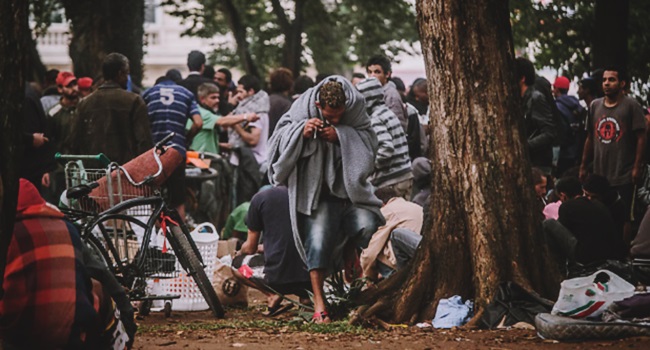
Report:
66,182,99,200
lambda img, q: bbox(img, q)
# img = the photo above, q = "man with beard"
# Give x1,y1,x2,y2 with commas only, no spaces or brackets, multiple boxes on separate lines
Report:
579,67,646,243
42,71,80,203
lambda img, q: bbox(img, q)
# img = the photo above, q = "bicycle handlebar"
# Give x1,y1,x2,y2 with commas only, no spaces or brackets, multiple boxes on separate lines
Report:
113,132,175,187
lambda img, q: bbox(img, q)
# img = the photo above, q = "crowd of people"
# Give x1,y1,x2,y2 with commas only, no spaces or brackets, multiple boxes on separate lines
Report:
6,47,650,347
516,58,650,280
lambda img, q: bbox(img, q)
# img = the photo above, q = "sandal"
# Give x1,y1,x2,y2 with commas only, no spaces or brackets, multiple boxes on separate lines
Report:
262,303,294,317
312,310,331,324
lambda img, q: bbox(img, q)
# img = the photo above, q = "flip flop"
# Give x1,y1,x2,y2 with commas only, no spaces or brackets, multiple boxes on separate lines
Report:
262,303,295,317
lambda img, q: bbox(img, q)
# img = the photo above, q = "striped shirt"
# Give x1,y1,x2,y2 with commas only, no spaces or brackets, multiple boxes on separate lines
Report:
356,78,412,187
143,80,199,157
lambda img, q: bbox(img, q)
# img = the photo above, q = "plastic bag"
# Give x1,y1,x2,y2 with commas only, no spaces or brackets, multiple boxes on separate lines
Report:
212,260,248,306
551,269,635,319
432,295,474,328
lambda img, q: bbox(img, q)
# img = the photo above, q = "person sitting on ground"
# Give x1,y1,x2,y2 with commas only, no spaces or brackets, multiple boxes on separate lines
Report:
533,167,549,208
360,186,423,281
0,179,136,349
232,186,311,316
543,176,627,268
582,174,628,245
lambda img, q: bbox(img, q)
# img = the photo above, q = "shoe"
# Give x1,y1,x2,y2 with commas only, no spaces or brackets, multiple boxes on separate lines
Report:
262,303,294,317
312,310,331,324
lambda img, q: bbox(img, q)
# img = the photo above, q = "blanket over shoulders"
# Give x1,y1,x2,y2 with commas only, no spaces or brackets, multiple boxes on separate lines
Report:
267,75,384,263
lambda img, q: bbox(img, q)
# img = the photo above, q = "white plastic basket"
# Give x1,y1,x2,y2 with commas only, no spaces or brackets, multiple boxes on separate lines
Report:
158,223,219,311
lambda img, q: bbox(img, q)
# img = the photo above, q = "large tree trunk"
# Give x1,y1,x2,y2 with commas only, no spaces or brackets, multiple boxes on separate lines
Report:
357,0,561,324
592,0,629,71
61,0,145,86
0,0,27,296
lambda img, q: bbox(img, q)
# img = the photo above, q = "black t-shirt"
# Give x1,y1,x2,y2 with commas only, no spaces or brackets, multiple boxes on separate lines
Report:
245,186,309,285
558,196,627,264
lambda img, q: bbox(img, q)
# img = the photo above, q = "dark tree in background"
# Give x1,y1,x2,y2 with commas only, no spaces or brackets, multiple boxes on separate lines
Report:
0,0,28,295
163,0,419,78
356,0,562,324
592,0,629,70
60,0,145,85
510,0,649,101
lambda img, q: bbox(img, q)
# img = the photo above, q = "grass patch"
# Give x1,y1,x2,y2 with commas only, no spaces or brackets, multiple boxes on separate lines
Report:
138,318,368,335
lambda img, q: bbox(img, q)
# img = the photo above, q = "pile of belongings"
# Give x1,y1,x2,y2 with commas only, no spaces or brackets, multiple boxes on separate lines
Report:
535,269,650,340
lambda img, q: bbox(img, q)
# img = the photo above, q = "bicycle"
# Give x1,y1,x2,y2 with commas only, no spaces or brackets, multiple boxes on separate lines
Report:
57,133,225,318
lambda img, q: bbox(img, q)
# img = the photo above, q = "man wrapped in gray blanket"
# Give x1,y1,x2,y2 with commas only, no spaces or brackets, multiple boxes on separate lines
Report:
267,76,385,323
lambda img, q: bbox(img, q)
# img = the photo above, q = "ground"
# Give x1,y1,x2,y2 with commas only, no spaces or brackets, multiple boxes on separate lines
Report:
134,290,650,349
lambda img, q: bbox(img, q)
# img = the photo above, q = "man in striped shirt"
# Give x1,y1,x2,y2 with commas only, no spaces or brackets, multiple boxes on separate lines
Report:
143,75,203,218
356,77,413,198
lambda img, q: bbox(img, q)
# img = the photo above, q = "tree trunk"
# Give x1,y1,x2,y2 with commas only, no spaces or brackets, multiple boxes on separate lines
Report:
357,0,562,324
61,0,145,86
271,0,305,77
0,0,27,296
220,0,261,79
592,0,629,71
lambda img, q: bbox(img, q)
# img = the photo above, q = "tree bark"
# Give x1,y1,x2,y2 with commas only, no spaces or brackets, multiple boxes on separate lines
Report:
593,0,629,71
357,0,562,324
271,0,305,76
61,0,145,86
0,0,27,296
219,0,261,79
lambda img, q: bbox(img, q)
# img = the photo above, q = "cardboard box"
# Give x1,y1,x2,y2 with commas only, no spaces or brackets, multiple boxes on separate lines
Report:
217,239,238,258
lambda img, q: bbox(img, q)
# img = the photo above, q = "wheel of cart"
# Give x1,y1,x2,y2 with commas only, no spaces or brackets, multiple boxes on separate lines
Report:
57,132,225,318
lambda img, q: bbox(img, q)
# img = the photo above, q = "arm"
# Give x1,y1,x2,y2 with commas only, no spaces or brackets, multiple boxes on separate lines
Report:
579,132,593,182
233,123,262,147
132,97,153,153
372,119,395,166
186,113,203,141
632,129,646,185
239,230,261,256
527,94,556,151
216,113,258,127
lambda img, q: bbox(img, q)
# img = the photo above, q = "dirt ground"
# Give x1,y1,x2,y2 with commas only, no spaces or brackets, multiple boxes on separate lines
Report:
133,290,650,350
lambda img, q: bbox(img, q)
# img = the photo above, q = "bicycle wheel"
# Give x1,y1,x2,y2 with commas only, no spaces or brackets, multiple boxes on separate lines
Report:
86,213,150,291
168,224,225,318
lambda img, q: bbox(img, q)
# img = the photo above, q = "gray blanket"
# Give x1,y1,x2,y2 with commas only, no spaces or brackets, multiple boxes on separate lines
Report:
267,75,384,263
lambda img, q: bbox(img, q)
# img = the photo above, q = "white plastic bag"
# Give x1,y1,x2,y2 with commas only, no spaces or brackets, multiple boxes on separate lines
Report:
551,269,634,319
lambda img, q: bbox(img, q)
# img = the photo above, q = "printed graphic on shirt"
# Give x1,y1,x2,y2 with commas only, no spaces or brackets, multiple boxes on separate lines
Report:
596,116,621,144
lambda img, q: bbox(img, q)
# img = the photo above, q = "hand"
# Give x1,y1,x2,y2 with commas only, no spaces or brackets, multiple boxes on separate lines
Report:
303,118,324,138
227,91,238,106
247,113,260,122
318,126,338,143
32,133,49,148
41,173,50,187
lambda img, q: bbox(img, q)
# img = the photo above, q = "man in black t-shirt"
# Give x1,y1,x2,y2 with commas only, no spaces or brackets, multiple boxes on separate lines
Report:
543,177,627,267
236,186,311,315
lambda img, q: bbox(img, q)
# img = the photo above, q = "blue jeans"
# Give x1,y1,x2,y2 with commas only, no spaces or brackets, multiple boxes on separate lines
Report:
299,196,381,271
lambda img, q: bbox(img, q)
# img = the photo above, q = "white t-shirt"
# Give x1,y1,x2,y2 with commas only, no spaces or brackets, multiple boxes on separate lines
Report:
228,113,269,170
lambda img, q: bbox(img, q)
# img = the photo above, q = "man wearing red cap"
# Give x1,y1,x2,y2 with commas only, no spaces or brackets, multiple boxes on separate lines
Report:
43,71,80,203
552,76,585,176
77,77,94,98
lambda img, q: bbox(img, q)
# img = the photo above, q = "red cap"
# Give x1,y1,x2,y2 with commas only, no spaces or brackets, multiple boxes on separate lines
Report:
553,76,570,90
56,71,77,87
77,77,93,89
